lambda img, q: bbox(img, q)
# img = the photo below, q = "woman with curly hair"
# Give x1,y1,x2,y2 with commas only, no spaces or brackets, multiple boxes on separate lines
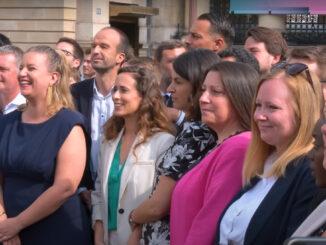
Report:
91,66,175,245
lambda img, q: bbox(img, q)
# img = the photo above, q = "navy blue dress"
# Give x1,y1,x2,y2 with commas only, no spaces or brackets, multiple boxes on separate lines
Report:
0,108,92,245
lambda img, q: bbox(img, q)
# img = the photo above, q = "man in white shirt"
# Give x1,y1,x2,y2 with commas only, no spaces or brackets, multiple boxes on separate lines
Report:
71,27,131,183
0,45,25,115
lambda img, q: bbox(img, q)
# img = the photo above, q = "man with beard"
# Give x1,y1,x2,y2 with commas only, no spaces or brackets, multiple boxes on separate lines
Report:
71,27,130,183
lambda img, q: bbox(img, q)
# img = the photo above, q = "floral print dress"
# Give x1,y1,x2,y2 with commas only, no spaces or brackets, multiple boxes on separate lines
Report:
140,121,217,245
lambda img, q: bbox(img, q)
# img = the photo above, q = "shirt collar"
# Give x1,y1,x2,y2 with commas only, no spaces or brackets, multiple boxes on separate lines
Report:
92,78,113,99
3,93,26,114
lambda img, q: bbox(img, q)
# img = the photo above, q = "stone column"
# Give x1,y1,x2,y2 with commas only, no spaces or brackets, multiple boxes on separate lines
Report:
185,0,210,32
139,0,185,57
76,0,109,48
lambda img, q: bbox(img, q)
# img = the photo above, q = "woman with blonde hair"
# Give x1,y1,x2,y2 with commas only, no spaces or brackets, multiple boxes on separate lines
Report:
0,45,92,244
218,63,322,245
91,66,174,245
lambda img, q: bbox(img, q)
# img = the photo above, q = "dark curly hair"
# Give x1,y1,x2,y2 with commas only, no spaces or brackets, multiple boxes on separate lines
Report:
104,65,174,148
173,48,220,121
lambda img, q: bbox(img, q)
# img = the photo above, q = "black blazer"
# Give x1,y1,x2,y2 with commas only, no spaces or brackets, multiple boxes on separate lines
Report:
216,156,318,245
71,79,95,190
71,78,94,133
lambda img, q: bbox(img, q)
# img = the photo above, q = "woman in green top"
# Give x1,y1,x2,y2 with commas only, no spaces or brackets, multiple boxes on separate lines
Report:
91,65,175,245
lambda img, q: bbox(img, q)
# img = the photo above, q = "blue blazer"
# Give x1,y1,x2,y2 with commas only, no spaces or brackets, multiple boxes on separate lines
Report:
71,78,95,189
216,156,318,245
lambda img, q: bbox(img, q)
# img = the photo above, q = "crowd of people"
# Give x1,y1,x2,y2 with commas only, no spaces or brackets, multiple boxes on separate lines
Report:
0,11,326,245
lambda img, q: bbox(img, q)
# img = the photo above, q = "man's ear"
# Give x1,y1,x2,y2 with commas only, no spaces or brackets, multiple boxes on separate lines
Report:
213,36,225,52
116,52,126,65
72,58,81,69
271,54,282,65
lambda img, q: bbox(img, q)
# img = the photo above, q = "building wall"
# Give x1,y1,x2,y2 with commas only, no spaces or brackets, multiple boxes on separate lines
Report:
0,0,77,50
0,0,209,54
141,0,186,56
76,0,109,48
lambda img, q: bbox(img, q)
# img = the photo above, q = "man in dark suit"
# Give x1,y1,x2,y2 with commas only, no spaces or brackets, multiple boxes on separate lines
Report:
71,27,130,184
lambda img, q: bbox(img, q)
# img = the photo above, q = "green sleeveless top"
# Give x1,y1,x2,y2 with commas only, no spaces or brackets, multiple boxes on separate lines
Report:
107,140,125,231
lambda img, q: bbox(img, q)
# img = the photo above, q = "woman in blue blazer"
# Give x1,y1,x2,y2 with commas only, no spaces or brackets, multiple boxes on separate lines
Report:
217,63,322,245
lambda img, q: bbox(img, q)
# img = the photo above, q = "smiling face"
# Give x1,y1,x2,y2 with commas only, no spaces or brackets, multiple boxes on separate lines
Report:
254,78,298,153
199,71,238,134
167,68,193,114
91,28,125,73
0,53,20,101
18,52,57,101
112,72,142,120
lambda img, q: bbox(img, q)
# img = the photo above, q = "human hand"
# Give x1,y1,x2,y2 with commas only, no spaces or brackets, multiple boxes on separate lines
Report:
0,218,23,242
3,235,21,245
80,189,92,210
94,221,105,245
127,225,141,245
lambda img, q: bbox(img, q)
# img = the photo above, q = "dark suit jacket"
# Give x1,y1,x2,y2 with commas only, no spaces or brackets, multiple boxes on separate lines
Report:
216,156,318,245
71,79,95,190
71,78,94,133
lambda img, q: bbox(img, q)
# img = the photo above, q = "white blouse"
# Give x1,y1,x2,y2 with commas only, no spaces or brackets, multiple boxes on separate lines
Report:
219,154,277,245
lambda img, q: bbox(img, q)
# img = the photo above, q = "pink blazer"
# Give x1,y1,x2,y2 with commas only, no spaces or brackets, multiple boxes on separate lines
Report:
170,132,251,245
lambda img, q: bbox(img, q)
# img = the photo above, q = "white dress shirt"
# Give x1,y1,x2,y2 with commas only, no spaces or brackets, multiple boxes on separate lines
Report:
90,80,114,180
2,93,26,115
219,154,277,245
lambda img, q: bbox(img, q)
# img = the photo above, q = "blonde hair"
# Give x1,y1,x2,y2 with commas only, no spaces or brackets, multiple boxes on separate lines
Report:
23,45,75,116
243,69,322,184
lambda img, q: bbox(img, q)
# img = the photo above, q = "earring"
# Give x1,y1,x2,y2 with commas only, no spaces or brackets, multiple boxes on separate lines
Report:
46,85,53,105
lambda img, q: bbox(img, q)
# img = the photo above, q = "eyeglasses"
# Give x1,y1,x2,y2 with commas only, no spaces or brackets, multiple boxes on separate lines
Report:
272,62,315,93
58,49,76,59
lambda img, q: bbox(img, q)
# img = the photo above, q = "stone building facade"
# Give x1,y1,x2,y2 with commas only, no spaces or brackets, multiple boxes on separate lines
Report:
0,0,211,55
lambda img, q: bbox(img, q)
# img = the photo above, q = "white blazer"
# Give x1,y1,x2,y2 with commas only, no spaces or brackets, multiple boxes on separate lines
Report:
91,129,174,245
292,200,326,237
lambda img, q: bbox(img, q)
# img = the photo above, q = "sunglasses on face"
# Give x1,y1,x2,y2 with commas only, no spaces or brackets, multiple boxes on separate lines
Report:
272,62,315,93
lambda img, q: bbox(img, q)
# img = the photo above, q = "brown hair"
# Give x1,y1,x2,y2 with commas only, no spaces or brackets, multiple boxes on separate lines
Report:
84,47,91,56
246,26,288,61
288,46,319,63
317,46,326,82
205,61,260,131
104,66,174,148
173,48,221,121
57,37,84,66
154,40,186,63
